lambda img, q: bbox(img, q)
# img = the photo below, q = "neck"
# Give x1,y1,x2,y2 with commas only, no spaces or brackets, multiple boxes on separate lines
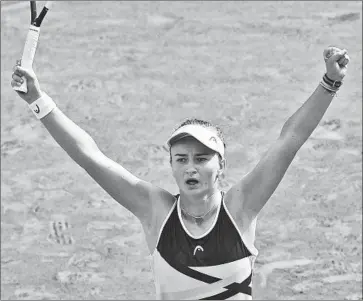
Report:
179,188,221,217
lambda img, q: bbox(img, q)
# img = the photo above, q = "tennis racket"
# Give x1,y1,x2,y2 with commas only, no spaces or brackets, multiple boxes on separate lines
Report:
13,1,52,93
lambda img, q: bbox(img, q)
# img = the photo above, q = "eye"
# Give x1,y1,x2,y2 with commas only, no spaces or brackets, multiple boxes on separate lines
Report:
176,158,187,163
196,157,207,162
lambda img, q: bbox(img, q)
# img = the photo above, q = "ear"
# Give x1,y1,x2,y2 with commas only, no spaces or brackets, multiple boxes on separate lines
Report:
218,158,226,175
169,149,173,166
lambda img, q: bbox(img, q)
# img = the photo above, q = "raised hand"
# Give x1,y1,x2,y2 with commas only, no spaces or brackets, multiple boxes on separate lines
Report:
323,46,350,82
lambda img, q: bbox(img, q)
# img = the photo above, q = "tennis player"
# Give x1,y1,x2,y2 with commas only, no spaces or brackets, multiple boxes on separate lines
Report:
11,46,349,300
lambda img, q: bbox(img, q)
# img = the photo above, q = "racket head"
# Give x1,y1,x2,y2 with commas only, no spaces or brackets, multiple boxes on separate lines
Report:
32,1,51,27
30,1,37,24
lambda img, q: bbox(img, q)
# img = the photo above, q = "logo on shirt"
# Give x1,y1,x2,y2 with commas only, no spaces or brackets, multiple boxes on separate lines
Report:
193,245,204,256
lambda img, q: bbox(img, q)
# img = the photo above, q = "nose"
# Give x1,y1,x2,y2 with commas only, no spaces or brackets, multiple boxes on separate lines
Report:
185,163,197,176
185,169,197,176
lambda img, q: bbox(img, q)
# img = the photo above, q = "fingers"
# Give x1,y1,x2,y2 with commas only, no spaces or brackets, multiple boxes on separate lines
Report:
12,59,21,72
12,60,33,80
329,48,347,63
12,73,24,83
13,65,29,75
12,59,32,76
11,72,24,88
336,51,349,67
13,66,24,78
13,59,24,76
12,60,24,89
324,47,350,72
11,79,23,88
11,59,30,92
323,47,350,65
338,54,350,67
323,46,340,61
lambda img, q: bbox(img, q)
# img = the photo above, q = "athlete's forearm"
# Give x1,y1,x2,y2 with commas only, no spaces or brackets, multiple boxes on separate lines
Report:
280,84,334,145
40,107,100,167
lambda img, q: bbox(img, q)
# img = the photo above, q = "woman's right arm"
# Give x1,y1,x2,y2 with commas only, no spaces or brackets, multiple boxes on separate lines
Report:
11,63,172,222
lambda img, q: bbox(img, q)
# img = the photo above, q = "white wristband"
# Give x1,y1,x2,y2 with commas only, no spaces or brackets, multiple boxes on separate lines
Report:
28,92,56,119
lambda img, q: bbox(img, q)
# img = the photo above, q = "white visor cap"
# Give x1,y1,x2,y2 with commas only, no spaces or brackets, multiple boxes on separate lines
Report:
166,124,225,158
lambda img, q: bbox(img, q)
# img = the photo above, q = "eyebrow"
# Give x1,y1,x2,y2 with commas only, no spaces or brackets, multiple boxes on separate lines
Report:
174,153,212,157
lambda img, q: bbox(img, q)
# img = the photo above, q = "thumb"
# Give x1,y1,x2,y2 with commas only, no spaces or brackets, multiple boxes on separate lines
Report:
14,65,35,81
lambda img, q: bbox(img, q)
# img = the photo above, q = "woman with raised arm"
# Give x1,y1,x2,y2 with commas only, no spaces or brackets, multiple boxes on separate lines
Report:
11,46,349,300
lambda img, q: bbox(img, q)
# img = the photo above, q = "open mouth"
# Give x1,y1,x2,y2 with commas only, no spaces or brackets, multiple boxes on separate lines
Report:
185,179,199,186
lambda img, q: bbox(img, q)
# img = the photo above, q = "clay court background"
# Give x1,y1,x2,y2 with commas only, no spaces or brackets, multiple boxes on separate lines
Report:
1,1,362,300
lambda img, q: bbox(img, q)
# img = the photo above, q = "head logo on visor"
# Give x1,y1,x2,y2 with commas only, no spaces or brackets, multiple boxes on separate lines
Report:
209,136,217,144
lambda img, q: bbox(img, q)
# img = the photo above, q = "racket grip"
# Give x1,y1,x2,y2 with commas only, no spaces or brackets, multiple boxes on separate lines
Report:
13,25,40,93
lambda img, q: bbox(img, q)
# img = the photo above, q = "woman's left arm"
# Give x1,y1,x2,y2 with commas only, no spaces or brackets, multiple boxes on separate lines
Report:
227,47,350,222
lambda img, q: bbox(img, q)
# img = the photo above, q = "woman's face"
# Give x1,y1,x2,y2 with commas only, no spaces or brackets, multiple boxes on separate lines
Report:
170,136,225,197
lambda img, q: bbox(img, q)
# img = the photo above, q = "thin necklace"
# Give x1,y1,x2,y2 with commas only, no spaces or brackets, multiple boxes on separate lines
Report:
180,191,221,220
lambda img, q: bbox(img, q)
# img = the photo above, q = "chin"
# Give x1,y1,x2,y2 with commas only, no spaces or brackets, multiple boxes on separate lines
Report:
181,185,210,197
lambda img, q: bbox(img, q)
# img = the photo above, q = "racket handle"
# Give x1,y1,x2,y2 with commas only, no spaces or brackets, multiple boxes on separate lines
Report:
13,25,40,93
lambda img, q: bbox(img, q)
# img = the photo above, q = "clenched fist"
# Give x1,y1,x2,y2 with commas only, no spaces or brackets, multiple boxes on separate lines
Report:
323,46,350,82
